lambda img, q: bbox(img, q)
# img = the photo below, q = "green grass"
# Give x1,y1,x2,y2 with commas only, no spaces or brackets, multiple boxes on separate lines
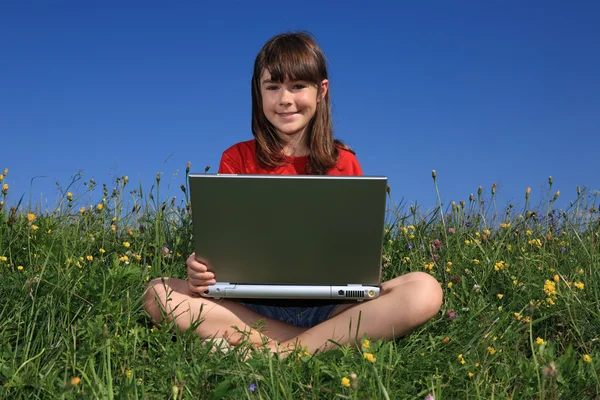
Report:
1,167,599,399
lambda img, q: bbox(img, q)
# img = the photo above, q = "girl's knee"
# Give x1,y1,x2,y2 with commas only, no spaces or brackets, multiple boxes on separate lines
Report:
143,277,172,321
414,272,443,315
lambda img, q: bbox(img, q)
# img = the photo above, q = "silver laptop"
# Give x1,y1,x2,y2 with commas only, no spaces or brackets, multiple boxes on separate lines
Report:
188,173,387,301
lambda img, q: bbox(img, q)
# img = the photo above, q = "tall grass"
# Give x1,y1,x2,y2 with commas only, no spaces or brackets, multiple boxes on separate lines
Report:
0,166,598,399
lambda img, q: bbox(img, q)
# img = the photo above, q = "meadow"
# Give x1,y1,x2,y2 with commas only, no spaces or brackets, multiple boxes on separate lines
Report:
0,165,598,399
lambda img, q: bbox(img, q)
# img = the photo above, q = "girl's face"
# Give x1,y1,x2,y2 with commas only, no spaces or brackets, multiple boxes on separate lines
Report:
260,69,328,140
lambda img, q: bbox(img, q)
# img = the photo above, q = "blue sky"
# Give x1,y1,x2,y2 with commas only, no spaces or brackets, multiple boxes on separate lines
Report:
1,1,599,215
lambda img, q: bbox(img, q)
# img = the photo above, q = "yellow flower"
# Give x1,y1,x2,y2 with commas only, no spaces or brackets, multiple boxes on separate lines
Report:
500,222,511,229
17,265,23,271
401,226,408,234
67,192,73,200
134,254,142,261
119,255,129,262
27,213,36,222
483,229,491,235
523,316,531,323
1,183,8,194
473,259,480,264
97,203,103,211
488,346,497,355
362,339,370,349
125,370,132,378
447,282,453,288
526,230,533,236
99,248,105,253
31,225,39,231
0,256,7,262
497,294,503,299
574,282,584,290
70,377,81,386
2,168,6,175
79,207,85,214
494,260,508,271
341,377,350,387
464,239,472,245
123,241,130,248
536,337,547,345
475,232,480,237
583,354,592,363
514,312,522,321
447,261,452,266
458,354,465,364
0,174,3,181
86,255,93,261
546,297,555,305
468,372,474,378
544,280,557,296
363,352,376,363
528,239,542,247
408,225,415,230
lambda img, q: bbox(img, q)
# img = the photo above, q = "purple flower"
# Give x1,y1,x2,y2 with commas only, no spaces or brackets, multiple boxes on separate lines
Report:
448,228,455,234
432,239,443,250
424,394,435,400
408,243,414,250
249,383,257,392
465,221,472,228
561,247,567,253
446,309,456,320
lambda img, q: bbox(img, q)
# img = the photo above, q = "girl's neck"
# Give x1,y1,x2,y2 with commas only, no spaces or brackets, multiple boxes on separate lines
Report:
279,131,310,157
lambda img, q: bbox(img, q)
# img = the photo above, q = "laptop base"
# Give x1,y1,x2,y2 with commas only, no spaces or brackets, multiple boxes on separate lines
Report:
201,283,380,301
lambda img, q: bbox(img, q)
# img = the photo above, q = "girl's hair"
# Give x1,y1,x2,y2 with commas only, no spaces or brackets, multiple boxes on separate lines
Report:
251,31,354,175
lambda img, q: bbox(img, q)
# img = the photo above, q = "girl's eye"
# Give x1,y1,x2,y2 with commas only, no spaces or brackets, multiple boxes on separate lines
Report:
266,85,279,91
293,84,307,89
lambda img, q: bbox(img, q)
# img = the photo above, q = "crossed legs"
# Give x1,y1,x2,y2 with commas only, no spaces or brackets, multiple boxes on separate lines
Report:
143,272,443,353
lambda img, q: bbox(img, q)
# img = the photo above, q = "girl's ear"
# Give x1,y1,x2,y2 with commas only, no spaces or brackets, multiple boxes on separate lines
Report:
317,79,329,102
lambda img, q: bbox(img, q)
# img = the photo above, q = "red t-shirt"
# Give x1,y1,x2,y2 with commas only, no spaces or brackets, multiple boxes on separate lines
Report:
218,139,363,176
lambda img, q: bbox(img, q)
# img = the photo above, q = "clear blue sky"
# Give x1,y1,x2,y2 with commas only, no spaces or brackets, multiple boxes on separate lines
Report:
1,1,599,215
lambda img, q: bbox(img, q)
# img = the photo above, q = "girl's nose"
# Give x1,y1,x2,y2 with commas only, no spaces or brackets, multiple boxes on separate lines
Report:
278,89,292,105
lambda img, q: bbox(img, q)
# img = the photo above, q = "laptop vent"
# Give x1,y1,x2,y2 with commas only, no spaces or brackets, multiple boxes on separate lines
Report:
345,290,365,298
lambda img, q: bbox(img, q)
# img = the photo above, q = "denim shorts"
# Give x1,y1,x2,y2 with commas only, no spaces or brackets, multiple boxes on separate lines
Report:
241,302,340,328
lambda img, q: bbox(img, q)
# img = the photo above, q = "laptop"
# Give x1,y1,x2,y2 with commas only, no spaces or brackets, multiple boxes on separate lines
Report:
188,173,387,301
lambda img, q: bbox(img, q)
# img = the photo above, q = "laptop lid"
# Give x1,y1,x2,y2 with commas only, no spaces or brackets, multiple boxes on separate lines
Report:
188,174,387,286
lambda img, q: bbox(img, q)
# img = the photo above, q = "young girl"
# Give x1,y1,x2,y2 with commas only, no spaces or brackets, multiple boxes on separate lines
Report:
144,32,442,354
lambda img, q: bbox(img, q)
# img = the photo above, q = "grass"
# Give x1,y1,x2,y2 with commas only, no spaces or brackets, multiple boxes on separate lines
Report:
0,166,599,399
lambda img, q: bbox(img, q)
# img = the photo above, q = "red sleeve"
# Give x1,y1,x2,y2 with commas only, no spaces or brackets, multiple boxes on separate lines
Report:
218,147,244,174
337,149,363,176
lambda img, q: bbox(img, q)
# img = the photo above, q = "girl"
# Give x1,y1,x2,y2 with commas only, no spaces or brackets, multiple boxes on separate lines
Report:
144,32,443,354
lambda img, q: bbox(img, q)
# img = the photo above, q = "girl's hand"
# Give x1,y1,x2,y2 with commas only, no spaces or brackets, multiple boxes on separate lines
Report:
187,252,216,294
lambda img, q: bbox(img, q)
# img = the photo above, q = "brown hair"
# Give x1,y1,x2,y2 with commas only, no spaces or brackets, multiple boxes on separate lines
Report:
251,31,354,175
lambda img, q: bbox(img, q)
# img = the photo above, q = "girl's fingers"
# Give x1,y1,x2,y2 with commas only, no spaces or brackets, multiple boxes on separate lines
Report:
188,271,214,280
188,277,216,287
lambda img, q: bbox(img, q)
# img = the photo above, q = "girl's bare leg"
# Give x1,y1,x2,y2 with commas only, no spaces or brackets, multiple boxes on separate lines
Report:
277,272,443,353
143,277,306,345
